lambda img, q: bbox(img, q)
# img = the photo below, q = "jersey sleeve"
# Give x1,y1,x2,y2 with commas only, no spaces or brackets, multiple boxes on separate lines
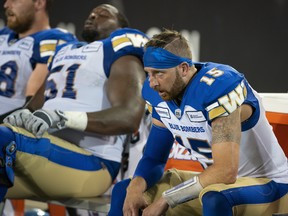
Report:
31,28,77,68
0,27,14,35
102,28,149,77
198,64,247,121
142,78,163,122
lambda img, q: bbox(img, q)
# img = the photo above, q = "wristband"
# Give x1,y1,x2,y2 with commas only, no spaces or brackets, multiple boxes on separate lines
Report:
162,176,203,208
63,111,88,131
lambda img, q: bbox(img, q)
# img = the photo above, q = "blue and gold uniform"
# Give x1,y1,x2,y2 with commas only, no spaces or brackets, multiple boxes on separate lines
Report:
109,60,288,216
0,28,148,201
136,62,288,215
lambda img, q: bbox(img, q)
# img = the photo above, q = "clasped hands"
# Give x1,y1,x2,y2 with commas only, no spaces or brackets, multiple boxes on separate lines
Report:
123,192,169,216
3,109,66,138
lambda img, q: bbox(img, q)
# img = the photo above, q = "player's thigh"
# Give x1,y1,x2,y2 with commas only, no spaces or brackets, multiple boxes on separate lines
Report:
8,151,112,199
7,128,113,198
200,177,288,216
144,168,197,202
144,168,202,216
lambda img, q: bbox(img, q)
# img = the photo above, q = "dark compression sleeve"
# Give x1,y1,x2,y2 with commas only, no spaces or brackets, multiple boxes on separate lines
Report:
133,124,174,189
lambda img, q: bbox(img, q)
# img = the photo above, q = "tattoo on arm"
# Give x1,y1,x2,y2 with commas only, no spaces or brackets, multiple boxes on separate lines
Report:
212,108,241,144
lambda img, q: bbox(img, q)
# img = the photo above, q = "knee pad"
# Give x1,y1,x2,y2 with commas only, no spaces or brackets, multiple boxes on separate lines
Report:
0,126,16,201
202,191,233,216
0,126,16,187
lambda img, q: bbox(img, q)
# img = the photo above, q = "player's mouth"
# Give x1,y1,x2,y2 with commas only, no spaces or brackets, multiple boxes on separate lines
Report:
6,10,14,17
6,11,15,20
159,91,167,97
84,20,93,29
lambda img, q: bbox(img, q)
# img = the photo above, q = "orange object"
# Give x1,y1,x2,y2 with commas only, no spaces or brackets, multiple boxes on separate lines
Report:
48,203,66,216
11,199,24,216
10,200,66,216
266,111,288,156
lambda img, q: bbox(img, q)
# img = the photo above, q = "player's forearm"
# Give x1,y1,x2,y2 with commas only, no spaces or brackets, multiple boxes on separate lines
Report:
198,140,240,187
127,176,147,194
86,103,145,135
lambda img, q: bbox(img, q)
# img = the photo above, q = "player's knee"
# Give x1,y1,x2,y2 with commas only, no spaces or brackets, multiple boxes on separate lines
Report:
202,191,233,216
0,126,16,185
0,125,16,202
0,126,15,146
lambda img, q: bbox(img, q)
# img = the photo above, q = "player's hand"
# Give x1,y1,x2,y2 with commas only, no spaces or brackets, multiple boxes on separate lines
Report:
24,109,67,138
123,190,148,216
142,197,169,216
3,109,32,127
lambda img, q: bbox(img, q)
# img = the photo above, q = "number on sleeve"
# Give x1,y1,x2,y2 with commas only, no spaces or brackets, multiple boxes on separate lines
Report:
200,68,224,86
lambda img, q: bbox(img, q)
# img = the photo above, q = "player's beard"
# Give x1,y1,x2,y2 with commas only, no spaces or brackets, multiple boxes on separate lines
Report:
6,10,35,34
158,69,186,101
81,29,99,43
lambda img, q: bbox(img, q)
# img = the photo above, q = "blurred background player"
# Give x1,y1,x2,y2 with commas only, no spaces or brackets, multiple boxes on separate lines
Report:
2,3,148,212
0,0,76,122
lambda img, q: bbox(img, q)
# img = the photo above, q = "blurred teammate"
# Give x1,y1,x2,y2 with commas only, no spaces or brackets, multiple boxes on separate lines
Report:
1,4,148,202
109,29,288,216
0,0,76,122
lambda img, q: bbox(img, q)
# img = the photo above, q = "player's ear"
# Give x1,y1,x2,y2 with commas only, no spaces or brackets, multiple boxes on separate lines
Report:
34,0,46,11
179,62,189,77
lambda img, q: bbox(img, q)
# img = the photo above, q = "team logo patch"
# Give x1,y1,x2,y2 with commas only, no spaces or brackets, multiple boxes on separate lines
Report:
186,111,206,122
175,109,182,119
82,43,101,53
155,107,171,119
18,38,33,50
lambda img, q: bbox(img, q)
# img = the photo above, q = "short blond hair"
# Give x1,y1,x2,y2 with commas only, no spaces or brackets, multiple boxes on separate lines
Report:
145,29,192,60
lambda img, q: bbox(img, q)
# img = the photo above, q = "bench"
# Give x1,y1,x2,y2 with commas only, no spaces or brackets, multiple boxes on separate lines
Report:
1,93,288,215
1,195,111,215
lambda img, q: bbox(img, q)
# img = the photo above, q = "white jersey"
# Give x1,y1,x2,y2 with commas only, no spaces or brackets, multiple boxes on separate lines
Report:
0,27,76,114
43,28,149,162
143,62,288,183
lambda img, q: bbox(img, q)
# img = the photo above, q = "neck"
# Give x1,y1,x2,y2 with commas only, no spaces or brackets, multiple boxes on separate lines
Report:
19,15,50,38
175,66,198,105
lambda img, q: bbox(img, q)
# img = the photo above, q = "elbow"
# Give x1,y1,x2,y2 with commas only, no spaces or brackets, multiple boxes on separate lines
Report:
223,173,237,184
213,164,238,184
221,168,238,184
125,118,142,134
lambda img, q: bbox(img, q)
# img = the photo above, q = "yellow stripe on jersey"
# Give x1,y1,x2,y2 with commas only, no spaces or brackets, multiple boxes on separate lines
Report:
112,37,130,48
147,103,153,114
39,39,58,58
112,35,133,52
243,84,247,98
40,44,57,53
208,106,227,120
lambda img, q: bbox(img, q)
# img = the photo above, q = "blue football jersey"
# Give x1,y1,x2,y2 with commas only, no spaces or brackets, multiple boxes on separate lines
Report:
142,62,288,183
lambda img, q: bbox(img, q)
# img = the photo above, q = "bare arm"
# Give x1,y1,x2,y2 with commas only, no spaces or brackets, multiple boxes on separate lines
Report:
25,63,49,97
86,55,146,135
0,63,48,122
199,107,242,187
23,63,50,111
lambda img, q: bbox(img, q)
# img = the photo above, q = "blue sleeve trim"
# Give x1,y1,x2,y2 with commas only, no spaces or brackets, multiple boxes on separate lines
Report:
133,124,174,189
